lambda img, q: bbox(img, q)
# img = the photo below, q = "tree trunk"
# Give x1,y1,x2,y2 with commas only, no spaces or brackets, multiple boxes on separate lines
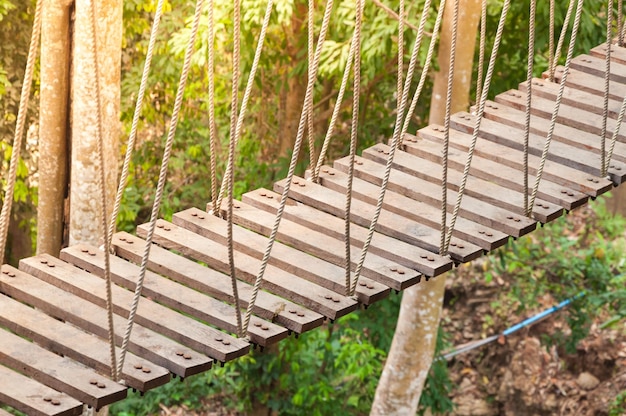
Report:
370,1,481,414
37,0,72,256
69,0,122,247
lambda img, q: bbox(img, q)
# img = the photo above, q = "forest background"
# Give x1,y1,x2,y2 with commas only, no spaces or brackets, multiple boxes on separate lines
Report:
0,0,625,414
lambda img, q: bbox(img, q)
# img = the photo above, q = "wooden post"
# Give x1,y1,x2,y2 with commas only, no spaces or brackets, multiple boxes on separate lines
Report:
37,0,72,256
69,0,122,247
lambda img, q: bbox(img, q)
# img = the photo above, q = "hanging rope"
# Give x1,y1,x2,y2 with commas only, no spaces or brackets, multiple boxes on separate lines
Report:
116,0,205,376
443,0,512,253
227,0,244,337
476,0,487,106
549,0,575,81
242,0,335,334
307,0,316,171
548,0,555,81
619,0,624,46
529,0,584,212
0,0,42,262
208,0,219,215
342,0,364,294
349,0,435,294
84,0,119,382
605,94,626,173
601,0,613,177
440,0,459,255
523,0,536,217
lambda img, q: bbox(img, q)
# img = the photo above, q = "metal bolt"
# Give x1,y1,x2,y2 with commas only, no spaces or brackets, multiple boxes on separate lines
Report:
297,312,305,317
420,254,428,259
157,223,164,228
261,325,269,331
359,281,367,286
134,363,143,370
486,232,493,237
163,226,171,231
356,160,363,165
40,259,48,264
1,270,8,275
215,336,223,342
7,271,15,277
427,257,435,262
183,353,192,360
142,367,151,374
332,298,340,303
293,179,299,185
119,236,127,241
191,212,198,217
567,192,574,196
43,397,52,402
253,322,262,327
47,263,55,268
81,248,89,253
389,266,397,272
260,191,267,196
222,340,231,345
458,244,465,249
324,294,332,300
366,284,375,289
450,242,457,247
175,351,184,356
97,382,106,389
397,270,405,275
514,218,521,222
507,216,514,220
561,189,568,194
289,309,297,314
51,399,61,406
89,379,98,385
478,230,485,234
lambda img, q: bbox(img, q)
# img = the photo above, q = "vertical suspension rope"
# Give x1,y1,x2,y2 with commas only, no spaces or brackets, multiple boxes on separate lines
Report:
476,0,487,106
524,0,536,217
605,94,626,172
349,0,435,294
343,0,364,294
619,0,624,46
307,0,316,170
117,0,205,376
85,0,119,382
529,0,584,211
241,0,335,333
601,0,613,177
208,0,219,215
227,0,244,337
0,0,42,262
548,0,555,81
443,0,512,253
550,0,575,80
440,0,459,255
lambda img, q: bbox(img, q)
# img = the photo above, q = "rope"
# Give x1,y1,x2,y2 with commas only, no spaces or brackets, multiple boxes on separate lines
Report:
524,0,536,217
529,0,584,212
343,0,364,294
605,93,626,172
117,0,205,375
619,0,623,47
227,0,244,337
85,0,118,381
307,0,316,171
208,0,219,215
476,0,486,106
349,0,435,294
242,0,335,333
443,0,512,253
0,0,42,262
440,0,459,255
548,0,555,81
549,0,575,81
601,0,613,177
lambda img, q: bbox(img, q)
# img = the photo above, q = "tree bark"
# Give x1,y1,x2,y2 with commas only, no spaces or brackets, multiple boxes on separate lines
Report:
37,0,72,256
370,1,481,414
70,0,122,247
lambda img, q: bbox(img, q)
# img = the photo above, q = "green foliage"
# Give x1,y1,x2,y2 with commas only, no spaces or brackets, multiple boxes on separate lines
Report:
609,390,626,416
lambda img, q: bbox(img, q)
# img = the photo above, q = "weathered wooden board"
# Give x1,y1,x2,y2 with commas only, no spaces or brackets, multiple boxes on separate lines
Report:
0,293,169,392
171,209,390,305
494,89,626,145
19,255,249,363
136,221,359,320
480,94,626,166
242,189,453,277
273,177,483,263
547,66,626,102
319,162,509,249
0,365,83,416
420,120,612,198
199,204,420,291
450,110,626,187
570,54,626,84
0,265,210,377
590,43,626,65
110,232,322,334
61,246,288,347
355,148,539,235
0,327,127,409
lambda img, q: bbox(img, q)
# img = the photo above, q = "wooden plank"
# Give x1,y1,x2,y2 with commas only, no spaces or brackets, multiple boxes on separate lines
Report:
273,177,483,263
548,65,626,101
451,110,626,188
494,88,626,145
421,119,612,198
589,43,626,65
19,256,249,363
0,365,83,416
208,203,420,291
0,266,211,378
569,54,626,84
110,232,322,334
136,220,359,321
319,163,509,249
0,327,127,409
481,93,626,166
61,246,288,347
0,293,169,393
171,210,390,305
242,189,453,278
349,150,537,236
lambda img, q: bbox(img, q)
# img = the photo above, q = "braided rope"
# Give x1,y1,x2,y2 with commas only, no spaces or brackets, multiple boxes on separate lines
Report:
524,0,536,216
601,0,613,177
208,0,219,215
443,0,511,253
242,0,335,333
549,0,575,81
214,0,274,212
529,0,584,211
548,0,555,81
619,0,623,47
227,0,244,337
343,0,364,294
117,0,205,375
0,0,42,262
476,0,487,106
605,94,626,172
307,0,316,171
85,0,119,381
440,0,459,255
349,0,435,294
108,0,165,246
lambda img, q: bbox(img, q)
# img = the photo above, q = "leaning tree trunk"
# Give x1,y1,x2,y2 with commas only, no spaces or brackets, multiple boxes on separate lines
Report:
370,1,481,414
